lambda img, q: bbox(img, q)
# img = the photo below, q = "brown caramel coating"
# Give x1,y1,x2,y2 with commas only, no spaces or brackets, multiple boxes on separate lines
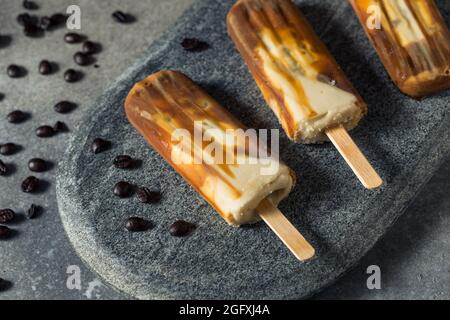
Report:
350,0,450,98
125,71,244,223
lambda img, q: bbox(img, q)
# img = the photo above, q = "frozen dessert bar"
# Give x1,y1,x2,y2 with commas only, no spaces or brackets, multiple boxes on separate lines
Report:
228,0,382,189
350,0,450,98
227,0,367,143
125,70,314,260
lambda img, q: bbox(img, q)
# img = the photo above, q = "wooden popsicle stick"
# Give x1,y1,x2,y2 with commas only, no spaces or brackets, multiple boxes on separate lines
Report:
326,126,383,190
257,199,315,262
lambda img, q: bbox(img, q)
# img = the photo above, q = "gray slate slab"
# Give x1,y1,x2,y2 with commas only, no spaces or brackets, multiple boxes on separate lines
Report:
56,0,450,299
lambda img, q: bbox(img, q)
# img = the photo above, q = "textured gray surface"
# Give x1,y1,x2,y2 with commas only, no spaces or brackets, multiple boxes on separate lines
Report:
315,159,450,300
0,0,194,300
0,0,449,300
56,0,450,299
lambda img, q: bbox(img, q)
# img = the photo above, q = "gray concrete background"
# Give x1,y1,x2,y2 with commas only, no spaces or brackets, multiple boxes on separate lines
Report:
0,0,448,300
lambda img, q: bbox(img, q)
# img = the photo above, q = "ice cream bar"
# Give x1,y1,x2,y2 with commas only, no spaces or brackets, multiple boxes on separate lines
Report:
227,0,382,189
125,70,314,261
350,0,450,98
125,70,295,226
227,0,367,144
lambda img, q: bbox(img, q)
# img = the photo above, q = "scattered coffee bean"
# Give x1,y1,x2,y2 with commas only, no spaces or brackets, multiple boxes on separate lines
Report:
114,181,133,198
181,38,209,52
136,187,161,204
112,11,135,24
126,217,150,232
113,155,134,169
17,13,36,26
94,64,100,68
7,110,27,123
39,16,53,30
28,158,47,172
0,226,12,239
38,60,52,75
0,143,18,156
0,160,8,176
50,13,67,26
36,125,55,138
23,0,39,10
17,13,41,37
73,52,91,66
23,23,43,37
0,209,15,224
64,32,83,44
54,100,76,114
7,65,25,78
64,69,81,82
0,278,12,291
53,121,68,132
21,176,39,193
91,138,110,154
0,35,11,49
27,204,39,219
82,41,98,54
169,220,196,237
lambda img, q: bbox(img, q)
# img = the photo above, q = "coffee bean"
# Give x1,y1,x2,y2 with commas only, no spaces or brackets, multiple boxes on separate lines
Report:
39,60,52,75
0,160,8,176
82,41,98,54
0,93,4,101
27,204,39,219
0,34,10,48
23,23,43,37
169,220,196,237
54,101,76,114
53,121,68,132
114,181,133,198
112,11,135,23
136,187,161,204
0,278,12,291
0,226,12,239
21,176,39,193
0,209,15,223
91,138,110,154
113,155,134,169
17,13,31,26
64,69,81,82
16,13,41,37
50,13,67,26
36,125,55,138
7,110,27,123
181,38,209,52
17,13,36,26
7,65,24,78
28,158,47,172
73,52,91,66
23,0,39,10
39,16,53,30
125,217,149,232
64,32,83,44
0,143,18,156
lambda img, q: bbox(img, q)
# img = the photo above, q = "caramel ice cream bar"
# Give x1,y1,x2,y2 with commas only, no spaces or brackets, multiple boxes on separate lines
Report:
125,70,295,226
350,0,450,98
227,0,367,143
